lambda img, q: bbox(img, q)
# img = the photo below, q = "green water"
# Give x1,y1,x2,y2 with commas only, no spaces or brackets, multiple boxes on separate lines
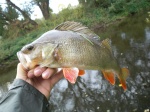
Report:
0,14,150,112
0,64,16,99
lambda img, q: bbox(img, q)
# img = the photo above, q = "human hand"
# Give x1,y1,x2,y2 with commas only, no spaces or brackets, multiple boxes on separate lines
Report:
16,63,63,99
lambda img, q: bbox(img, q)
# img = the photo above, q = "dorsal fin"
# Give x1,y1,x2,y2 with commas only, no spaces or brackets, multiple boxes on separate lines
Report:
101,38,112,52
54,21,100,39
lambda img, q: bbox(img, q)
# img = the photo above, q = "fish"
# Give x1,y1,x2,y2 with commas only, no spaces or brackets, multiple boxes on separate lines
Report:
17,21,129,90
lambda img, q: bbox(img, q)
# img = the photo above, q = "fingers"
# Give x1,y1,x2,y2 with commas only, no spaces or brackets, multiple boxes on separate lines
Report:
16,63,28,79
27,66,46,78
42,68,57,79
27,66,57,79
27,69,34,78
34,67,47,77
50,70,64,87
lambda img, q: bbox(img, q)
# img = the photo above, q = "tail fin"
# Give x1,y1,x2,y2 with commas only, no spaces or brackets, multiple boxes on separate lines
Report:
118,68,130,91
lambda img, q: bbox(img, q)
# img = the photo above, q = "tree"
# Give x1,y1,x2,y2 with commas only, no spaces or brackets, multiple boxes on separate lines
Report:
78,0,112,8
0,4,18,36
33,0,50,20
0,5,4,36
4,5,19,20
6,0,37,26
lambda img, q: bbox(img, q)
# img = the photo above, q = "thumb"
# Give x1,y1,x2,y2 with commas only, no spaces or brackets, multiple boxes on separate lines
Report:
16,63,28,80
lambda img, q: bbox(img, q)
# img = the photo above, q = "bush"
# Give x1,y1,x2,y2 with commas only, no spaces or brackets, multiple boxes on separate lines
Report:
126,0,150,14
108,0,126,14
0,28,45,62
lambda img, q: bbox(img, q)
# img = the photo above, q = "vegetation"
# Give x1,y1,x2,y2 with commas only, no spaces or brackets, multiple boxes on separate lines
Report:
0,0,150,65
146,12,150,23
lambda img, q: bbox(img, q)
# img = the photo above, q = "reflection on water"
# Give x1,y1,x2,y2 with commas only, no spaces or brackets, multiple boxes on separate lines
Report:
0,65,16,99
0,15,150,112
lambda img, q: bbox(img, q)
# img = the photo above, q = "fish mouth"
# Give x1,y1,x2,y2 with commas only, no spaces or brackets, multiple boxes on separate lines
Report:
17,51,29,70
17,51,39,70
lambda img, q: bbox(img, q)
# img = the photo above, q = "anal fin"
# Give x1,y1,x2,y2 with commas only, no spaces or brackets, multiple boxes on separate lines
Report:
102,70,115,85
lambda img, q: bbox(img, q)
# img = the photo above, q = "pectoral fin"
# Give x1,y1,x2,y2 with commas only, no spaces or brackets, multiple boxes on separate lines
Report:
102,70,115,85
63,68,79,84
42,43,58,59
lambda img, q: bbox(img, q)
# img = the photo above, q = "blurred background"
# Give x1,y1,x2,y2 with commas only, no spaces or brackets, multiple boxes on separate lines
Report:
0,0,150,111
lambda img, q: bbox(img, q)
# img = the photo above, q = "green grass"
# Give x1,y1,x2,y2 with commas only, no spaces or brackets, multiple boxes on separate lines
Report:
0,28,45,62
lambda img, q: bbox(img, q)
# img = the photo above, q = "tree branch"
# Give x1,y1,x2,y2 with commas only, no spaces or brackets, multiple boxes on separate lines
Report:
6,0,37,25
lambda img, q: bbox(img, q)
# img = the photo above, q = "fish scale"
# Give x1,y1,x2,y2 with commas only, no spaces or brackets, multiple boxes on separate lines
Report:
55,34,104,69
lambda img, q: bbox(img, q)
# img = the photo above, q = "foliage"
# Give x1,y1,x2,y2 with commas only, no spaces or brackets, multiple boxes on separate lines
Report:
78,0,112,8
108,0,126,14
4,5,19,20
0,6,4,36
35,5,85,30
146,12,150,23
107,0,150,15
22,1,34,16
56,5,84,22
0,4,19,36
0,28,43,62
125,0,150,14
0,1,37,39
78,0,150,15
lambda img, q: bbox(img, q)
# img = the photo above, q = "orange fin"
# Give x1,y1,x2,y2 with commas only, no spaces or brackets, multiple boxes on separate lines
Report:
63,68,79,84
118,68,130,91
102,70,115,85
78,70,85,76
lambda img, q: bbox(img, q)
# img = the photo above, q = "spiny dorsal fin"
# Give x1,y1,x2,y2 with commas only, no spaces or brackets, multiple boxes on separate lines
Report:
54,21,100,39
101,38,112,52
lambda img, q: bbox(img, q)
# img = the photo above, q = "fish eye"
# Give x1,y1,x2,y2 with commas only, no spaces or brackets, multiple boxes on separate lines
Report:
27,45,34,51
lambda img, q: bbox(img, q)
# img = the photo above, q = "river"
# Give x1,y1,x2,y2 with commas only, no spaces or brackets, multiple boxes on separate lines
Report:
0,14,150,112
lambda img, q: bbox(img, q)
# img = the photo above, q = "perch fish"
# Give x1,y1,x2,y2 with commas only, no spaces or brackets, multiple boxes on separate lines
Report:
17,21,129,90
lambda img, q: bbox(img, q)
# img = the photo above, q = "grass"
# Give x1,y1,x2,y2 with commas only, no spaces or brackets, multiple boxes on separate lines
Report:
0,29,44,63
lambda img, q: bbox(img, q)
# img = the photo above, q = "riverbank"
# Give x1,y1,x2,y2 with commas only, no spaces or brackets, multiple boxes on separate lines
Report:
0,60,18,73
